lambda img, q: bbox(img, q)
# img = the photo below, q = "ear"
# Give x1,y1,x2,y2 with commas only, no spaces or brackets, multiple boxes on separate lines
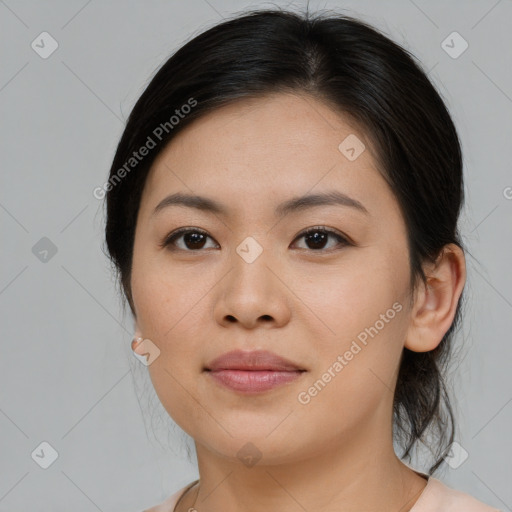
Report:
405,244,466,353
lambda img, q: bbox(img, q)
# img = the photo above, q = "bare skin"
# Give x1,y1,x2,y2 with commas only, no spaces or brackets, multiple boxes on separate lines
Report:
132,92,466,512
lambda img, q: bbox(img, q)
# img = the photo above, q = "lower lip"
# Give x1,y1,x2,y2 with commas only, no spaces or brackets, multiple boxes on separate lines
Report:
206,369,304,393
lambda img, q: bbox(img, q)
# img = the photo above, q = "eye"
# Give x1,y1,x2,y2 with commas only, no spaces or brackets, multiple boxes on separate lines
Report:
291,226,351,252
160,227,219,251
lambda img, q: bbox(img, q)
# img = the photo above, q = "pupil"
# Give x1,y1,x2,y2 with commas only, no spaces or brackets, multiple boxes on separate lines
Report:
185,232,206,249
307,231,326,249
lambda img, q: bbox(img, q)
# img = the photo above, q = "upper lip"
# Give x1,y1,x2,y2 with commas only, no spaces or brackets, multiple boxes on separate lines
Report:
205,350,305,372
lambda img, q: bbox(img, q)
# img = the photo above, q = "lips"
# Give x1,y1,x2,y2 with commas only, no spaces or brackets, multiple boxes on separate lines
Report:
204,349,305,372
204,350,306,394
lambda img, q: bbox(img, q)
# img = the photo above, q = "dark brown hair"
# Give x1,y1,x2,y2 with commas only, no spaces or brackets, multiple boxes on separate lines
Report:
103,7,467,474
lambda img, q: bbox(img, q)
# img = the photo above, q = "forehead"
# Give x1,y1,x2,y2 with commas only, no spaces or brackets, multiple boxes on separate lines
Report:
141,92,397,221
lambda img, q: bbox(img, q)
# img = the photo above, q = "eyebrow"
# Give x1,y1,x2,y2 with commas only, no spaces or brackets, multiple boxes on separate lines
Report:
152,190,370,218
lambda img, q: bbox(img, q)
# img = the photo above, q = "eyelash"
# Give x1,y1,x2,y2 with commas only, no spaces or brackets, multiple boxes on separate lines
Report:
159,226,352,253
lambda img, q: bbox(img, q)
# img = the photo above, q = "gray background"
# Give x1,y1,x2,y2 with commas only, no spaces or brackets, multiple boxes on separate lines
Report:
1,0,511,510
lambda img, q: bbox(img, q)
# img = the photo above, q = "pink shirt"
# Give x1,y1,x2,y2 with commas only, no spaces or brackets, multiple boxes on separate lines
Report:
144,476,502,511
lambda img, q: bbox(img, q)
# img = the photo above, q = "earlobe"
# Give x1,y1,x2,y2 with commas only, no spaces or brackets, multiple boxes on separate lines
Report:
404,244,466,353
131,321,145,354
405,278,441,353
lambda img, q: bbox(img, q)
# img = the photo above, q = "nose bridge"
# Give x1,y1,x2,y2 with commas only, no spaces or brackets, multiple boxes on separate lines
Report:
230,234,274,294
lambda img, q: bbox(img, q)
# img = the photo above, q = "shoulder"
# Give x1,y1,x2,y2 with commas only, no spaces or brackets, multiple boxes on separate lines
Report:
413,477,502,512
142,482,193,512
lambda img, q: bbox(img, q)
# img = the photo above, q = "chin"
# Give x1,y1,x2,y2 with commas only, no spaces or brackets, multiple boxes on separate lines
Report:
193,425,315,467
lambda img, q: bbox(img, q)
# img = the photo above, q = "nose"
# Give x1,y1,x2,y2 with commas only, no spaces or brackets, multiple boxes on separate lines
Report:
213,248,292,330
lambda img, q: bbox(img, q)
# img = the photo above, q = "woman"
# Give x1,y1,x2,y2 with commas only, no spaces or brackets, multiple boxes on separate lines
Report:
103,7,501,512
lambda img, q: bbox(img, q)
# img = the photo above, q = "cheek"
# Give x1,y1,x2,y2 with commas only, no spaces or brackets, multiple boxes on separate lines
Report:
131,251,204,335
296,253,408,397
130,255,214,400
294,251,405,338
131,270,171,335
131,263,209,431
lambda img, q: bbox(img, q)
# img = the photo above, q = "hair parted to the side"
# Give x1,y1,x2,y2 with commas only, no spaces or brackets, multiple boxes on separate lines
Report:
103,6,467,475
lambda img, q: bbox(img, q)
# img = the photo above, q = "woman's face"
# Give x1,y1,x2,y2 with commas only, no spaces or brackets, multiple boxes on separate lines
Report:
131,92,416,465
